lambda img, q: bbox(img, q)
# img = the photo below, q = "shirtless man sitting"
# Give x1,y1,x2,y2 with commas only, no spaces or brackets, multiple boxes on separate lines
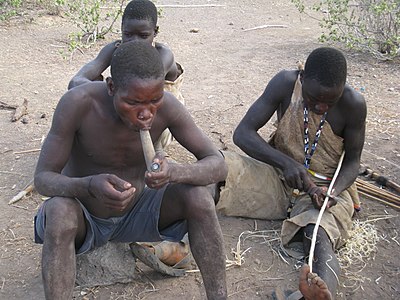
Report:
34,40,227,300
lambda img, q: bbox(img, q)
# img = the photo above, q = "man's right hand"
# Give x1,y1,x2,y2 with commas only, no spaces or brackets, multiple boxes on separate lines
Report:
282,162,314,192
88,174,136,211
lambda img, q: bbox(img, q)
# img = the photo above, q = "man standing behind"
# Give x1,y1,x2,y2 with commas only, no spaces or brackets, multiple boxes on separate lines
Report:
34,41,227,300
218,47,366,299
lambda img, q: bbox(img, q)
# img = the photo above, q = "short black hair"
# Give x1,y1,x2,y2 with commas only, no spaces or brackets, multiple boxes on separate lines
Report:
122,0,158,28
304,47,347,87
111,40,164,88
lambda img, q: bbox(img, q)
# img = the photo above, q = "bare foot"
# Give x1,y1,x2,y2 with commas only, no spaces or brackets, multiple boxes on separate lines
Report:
299,264,332,300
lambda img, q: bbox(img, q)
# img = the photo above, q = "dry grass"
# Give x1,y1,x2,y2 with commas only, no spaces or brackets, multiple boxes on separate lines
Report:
337,215,398,292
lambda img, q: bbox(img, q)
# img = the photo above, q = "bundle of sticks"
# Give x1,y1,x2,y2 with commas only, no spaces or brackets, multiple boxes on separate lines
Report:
356,165,400,209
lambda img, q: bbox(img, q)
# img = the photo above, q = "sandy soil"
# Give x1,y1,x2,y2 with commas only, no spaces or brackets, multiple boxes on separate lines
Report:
0,0,399,299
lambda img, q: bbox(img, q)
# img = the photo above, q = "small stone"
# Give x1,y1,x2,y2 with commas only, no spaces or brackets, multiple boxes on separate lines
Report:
254,258,261,265
21,118,28,124
189,28,199,33
388,87,394,92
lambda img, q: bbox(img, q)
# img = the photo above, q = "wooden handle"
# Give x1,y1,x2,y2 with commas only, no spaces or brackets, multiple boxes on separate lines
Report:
140,130,158,172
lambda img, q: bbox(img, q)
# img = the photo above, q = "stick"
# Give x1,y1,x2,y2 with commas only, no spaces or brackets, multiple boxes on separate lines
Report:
11,98,28,122
356,178,400,203
358,191,400,210
9,181,34,205
139,130,160,172
243,24,288,32
13,148,41,155
0,101,17,110
308,151,345,273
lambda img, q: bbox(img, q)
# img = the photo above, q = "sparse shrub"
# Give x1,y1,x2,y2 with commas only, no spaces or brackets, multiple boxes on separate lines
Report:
56,0,126,49
292,0,400,60
0,0,23,20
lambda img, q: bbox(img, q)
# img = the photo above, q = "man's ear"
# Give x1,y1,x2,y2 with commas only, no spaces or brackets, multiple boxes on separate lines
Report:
154,25,159,37
106,77,115,96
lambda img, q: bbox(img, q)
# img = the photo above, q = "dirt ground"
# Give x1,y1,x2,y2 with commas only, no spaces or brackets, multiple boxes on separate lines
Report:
0,0,399,299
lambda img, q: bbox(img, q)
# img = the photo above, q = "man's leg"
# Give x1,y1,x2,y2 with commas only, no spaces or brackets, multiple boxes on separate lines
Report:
301,224,337,300
160,184,227,299
41,197,86,299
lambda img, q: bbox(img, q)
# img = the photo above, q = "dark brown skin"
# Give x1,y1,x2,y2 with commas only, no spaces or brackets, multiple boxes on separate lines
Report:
35,77,227,299
68,18,178,90
233,69,366,299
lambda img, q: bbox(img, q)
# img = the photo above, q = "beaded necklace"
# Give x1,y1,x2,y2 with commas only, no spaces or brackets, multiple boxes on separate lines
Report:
303,103,327,170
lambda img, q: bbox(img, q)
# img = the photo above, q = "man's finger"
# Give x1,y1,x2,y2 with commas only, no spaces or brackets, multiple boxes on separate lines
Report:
108,174,132,190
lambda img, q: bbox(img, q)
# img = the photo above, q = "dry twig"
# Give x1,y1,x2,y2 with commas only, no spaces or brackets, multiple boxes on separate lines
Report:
0,101,17,110
11,98,28,122
13,148,41,155
243,24,288,32
9,179,34,205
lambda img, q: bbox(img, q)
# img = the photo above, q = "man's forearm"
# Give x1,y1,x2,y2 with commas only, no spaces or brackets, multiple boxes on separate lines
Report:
331,161,359,196
169,155,227,186
34,172,91,199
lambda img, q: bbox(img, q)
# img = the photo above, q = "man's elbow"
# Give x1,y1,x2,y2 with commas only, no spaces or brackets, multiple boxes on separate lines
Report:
232,125,246,150
68,76,89,90
68,78,78,90
33,175,43,195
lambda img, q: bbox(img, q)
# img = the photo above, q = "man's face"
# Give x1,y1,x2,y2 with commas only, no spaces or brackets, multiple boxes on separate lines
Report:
302,78,344,114
121,18,155,44
110,77,164,131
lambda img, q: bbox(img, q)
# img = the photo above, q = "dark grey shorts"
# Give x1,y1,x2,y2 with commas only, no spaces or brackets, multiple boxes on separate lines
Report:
34,185,187,255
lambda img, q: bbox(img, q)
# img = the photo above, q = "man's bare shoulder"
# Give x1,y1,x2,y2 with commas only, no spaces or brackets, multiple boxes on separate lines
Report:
92,41,120,63
59,82,109,115
159,91,185,112
342,85,366,105
154,42,173,54
155,91,187,126
267,69,299,91
341,85,366,113
340,85,367,122
277,69,298,83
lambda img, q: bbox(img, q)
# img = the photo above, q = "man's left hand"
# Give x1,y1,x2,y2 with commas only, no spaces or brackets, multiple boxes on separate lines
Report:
308,186,337,209
145,153,171,189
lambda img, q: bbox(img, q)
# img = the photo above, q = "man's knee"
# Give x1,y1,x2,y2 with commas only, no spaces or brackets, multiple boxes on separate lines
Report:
303,224,333,251
44,197,82,239
181,185,216,218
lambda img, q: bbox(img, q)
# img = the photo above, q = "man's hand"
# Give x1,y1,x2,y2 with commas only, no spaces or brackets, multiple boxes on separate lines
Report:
88,174,136,211
282,162,314,192
145,153,171,189
307,186,337,209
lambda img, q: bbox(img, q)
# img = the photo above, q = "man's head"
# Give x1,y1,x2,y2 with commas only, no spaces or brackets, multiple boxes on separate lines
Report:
302,47,347,114
121,0,158,44
108,40,164,130
110,40,164,88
